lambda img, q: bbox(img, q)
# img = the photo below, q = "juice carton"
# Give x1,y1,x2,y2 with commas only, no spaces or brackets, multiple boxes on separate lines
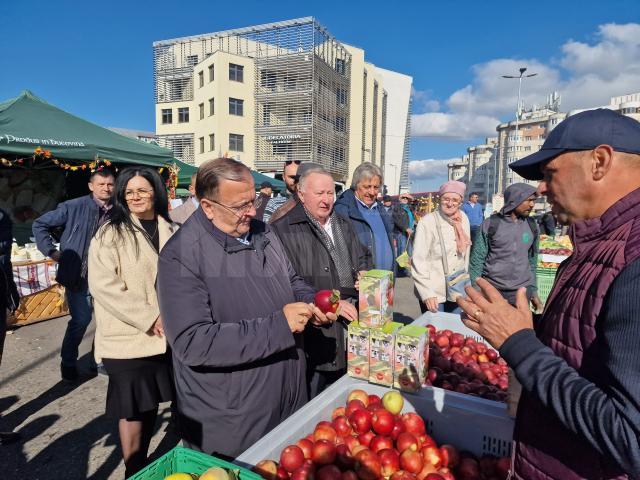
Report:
358,269,394,328
369,322,402,386
394,325,428,392
347,322,370,380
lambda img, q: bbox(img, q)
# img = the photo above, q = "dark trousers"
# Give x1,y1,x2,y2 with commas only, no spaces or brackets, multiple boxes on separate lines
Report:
0,307,5,367
62,287,94,368
308,369,344,399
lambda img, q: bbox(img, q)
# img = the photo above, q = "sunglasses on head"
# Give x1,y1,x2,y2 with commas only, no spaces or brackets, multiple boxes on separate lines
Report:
285,160,302,165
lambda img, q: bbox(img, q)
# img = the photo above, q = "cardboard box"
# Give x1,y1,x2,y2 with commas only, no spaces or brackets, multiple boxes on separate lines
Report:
369,322,402,386
358,269,394,328
394,325,428,392
347,322,370,380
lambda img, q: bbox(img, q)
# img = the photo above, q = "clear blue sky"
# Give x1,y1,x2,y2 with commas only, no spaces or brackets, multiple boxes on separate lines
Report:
2,0,638,191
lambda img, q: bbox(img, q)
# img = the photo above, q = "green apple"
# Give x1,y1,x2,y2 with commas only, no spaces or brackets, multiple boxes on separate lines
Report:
382,390,404,415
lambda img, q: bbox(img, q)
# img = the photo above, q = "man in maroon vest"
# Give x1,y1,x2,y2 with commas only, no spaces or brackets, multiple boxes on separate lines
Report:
458,109,640,479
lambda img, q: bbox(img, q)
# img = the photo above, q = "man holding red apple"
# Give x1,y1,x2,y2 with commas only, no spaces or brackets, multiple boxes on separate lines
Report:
458,110,640,478
272,165,367,398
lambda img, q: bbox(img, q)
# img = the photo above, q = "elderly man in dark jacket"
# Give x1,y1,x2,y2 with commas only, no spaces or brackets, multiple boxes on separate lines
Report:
458,109,640,479
334,163,394,272
272,166,369,397
157,158,334,459
32,166,114,382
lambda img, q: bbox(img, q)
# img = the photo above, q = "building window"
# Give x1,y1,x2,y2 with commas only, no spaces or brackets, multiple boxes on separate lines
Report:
208,64,214,82
178,107,189,123
186,55,199,67
335,58,346,75
333,147,346,165
209,98,215,116
229,98,244,116
209,134,215,152
229,63,244,82
335,116,346,133
229,133,244,152
199,136,205,154
198,71,204,88
263,104,271,126
161,109,172,124
260,70,277,90
336,88,347,106
199,103,204,120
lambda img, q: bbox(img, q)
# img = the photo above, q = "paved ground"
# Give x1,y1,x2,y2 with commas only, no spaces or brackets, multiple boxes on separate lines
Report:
0,276,422,479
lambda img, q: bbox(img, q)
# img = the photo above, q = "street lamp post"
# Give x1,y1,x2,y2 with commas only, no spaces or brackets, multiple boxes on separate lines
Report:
501,67,537,187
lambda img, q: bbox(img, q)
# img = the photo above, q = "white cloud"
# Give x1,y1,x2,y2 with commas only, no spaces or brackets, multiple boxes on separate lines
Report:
409,158,458,180
411,22,640,139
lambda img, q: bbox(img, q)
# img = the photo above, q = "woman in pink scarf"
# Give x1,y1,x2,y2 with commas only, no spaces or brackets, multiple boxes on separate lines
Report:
411,180,472,313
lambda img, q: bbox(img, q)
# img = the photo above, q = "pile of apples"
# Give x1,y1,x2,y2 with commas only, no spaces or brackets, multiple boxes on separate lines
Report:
253,389,510,480
424,326,509,403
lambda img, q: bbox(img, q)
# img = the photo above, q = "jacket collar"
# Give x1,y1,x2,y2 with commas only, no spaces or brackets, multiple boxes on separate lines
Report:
338,189,367,222
571,186,640,246
286,201,345,227
129,214,175,250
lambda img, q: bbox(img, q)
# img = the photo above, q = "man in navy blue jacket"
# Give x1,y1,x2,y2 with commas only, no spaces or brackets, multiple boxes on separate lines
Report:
33,167,114,382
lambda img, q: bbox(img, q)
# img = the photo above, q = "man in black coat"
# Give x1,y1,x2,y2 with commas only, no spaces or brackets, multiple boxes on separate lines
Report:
0,208,21,445
272,166,368,397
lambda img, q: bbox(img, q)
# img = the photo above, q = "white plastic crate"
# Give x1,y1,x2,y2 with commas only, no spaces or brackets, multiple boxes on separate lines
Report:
412,311,484,342
236,376,514,468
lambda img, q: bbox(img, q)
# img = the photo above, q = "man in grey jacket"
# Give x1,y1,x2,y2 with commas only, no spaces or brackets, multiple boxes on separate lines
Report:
469,183,543,310
157,158,335,458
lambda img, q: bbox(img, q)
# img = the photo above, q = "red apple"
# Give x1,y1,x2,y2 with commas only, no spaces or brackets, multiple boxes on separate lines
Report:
316,465,342,480
335,444,356,470
315,289,340,314
415,462,438,480
396,432,419,452
346,399,367,417
354,449,382,480
369,435,394,453
358,431,375,448
332,407,346,420
297,438,314,459
281,445,306,473
351,444,368,457
349,409,372,435
420,446,442,468
390,471,416,480
486,349,498,361
434,334,450,348
276,466,290,480
378,448,401,477
312,439,337,465
371,409,395,436
401,413,426,436
436,468,455,480
344,435,361,454
495,457,510,480
314,424,337,443
341,471,358,480
333,416,353,438
425,324,436,337
347,389,370,407
438,445,459,468
291,465,316,480
457,458,480,479
450,333,464,347
400,449,424,474
368,394,382,405
442,329,453,337
254,460,279,480
390,419,406,441
417,434,436,448
424,474,444,480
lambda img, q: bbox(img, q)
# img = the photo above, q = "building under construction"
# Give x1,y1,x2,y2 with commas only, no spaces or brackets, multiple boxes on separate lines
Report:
153,17,412,192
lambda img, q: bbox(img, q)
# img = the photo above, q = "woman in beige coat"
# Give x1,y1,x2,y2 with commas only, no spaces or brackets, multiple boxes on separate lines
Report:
411,180,472,314
88,167,177,478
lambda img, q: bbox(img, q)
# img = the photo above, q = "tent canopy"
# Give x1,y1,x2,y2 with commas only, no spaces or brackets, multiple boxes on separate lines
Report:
177,161,286,190
0,90,181,167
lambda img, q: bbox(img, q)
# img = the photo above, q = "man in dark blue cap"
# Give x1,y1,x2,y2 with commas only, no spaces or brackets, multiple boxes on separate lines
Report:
468,182,542,310
457,109,640,479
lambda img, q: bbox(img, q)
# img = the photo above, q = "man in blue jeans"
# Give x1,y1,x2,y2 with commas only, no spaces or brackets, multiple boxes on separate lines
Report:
33,164,114,382
461,192,484,242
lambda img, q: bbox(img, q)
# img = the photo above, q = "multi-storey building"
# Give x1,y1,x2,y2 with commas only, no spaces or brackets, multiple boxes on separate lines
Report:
152,17,412,191
448,157,468,183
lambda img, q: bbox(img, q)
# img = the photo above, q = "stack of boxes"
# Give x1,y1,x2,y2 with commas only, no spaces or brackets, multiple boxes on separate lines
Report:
347,270,429,392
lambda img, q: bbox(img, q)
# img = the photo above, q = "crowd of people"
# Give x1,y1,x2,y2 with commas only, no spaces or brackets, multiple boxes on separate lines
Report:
1,108,639,478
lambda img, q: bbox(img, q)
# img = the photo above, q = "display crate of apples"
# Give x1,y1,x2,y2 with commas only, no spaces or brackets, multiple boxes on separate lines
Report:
412,314,508,404
538,235,573,268
237,376,513,480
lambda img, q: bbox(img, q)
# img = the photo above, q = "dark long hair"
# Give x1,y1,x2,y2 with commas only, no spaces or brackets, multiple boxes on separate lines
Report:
99,167,170,254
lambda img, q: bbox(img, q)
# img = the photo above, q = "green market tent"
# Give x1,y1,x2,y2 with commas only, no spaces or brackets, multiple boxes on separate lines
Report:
0,90,182,168
177,161,286,191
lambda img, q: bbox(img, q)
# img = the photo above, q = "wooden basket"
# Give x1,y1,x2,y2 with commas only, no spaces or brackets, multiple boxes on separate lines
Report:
8,285,69,327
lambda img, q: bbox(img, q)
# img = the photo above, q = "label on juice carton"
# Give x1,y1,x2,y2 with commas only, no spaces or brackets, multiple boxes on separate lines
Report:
358,269,394,328
347,322,370,380
394,325,428,392
369,322,402,386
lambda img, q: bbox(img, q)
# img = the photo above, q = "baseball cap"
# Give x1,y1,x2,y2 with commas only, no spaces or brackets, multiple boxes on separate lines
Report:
260,181,273,189
510,109,640,180
292,162,324,181
382,195,392,202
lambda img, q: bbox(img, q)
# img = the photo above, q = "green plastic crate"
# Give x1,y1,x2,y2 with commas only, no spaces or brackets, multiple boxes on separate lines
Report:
128,446,263,480
537,267,557,304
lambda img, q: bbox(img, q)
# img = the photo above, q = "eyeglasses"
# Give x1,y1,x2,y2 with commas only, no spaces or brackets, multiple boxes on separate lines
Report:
125,189,154,200
285,160,302,165
210,199,255,217
441,197,461,205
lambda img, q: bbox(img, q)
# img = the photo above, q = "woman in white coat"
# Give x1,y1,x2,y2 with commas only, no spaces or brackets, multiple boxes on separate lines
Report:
89,167,177,477
411,180,472,314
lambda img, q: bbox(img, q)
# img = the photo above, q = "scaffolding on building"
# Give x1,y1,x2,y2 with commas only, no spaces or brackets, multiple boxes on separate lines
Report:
153,17,352,179
399,96,412,192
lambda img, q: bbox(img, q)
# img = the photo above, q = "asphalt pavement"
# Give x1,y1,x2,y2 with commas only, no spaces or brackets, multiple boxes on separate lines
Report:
0,276,422,479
